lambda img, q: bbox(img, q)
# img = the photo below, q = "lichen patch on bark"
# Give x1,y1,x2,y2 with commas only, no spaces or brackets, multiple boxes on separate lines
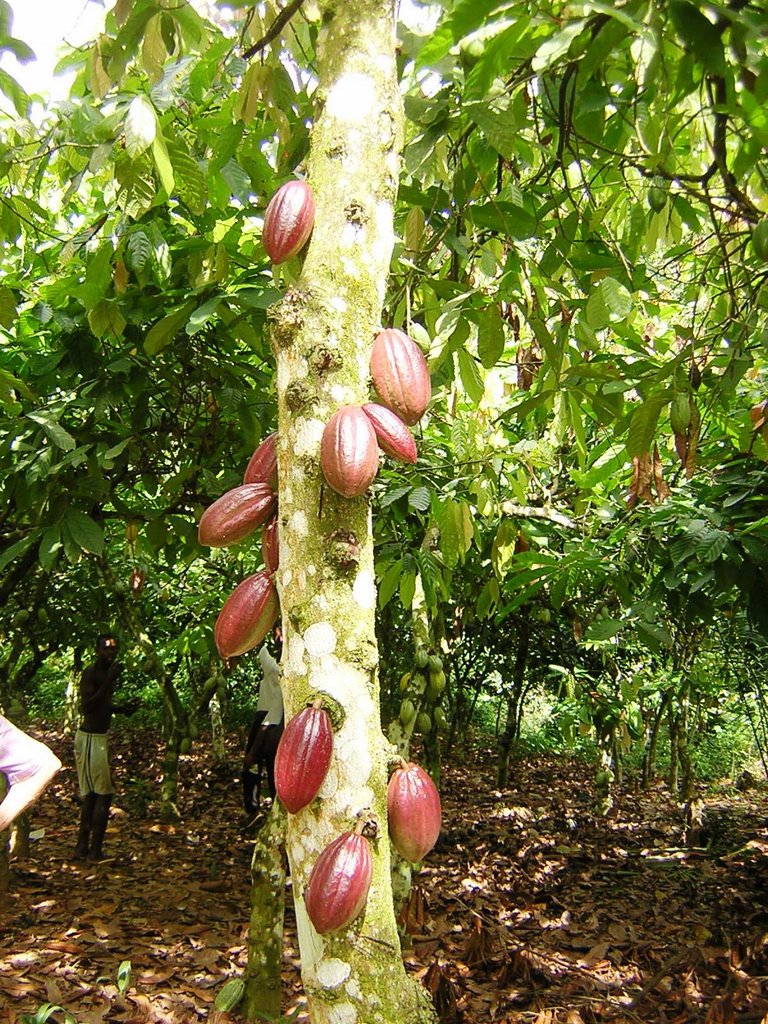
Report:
352,569,376,610
315,957,351,989
304,621,337,656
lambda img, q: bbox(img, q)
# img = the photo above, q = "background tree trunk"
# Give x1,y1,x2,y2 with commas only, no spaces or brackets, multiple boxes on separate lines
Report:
272,2,436,1021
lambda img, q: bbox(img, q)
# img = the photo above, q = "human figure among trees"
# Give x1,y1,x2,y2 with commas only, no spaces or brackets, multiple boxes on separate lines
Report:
0,715,61,833
241,628,284,816
73,634,126,862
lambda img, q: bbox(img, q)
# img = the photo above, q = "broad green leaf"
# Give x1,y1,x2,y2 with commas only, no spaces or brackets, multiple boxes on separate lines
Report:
26,411,76,451
127,230,152,272
88,301,126,339
0,65,28,114
584,618,625,641
458,348,484,404
152,134,175,194
437,499,461,568
408,486,431,513
378,559,402,609
65,510,104,556
626,395,666,458
669,2,726,74
38,526,61,572
0,284,16,328
186,297,222,335
142,13,167,82
144,301,195,356
399,569,416,610
477,304,505,369
532,20,586,72
124,95,157,159
0,535,33,573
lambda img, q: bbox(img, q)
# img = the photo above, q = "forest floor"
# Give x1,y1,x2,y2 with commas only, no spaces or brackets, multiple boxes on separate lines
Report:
1,726,768,1024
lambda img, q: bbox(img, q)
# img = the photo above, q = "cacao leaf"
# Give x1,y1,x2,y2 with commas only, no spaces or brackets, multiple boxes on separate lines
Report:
65,510,104,556
477,304,505,369
124,95,157,159
457,348,484,404
144,301,195,356
26,410,76,451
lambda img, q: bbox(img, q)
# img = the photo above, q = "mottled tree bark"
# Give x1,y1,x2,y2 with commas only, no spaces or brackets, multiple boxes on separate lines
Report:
244,803,286,1021
271,2,436,1021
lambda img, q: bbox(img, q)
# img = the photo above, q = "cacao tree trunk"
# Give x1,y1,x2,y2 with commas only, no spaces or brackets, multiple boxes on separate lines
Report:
244,803,286,1021
271,3,436,1021
497,620,530,788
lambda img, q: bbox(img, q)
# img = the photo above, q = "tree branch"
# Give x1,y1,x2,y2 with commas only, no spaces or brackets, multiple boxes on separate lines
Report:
242,0,306,61
500,502,578,531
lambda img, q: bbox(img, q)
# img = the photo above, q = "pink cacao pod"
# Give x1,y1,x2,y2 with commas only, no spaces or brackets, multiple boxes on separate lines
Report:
214,571,279,659
274,705,333,813
370,328,431,426
198,483,277,549
243,432,278,491
262,515,279,574
263,180,315,264
362,403,417,464
305,831,372,934
387,762,441,863
320,405,379,498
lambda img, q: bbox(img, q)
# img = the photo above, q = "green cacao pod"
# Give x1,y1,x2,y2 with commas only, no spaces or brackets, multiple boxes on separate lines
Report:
370,328,432,426
399,699,416,726
416,711,432,734
262,180,315,264
320,405,379,498
648,186,667,212
434,707,448,731
215,978,245,1012
399,671,411,692
669,393,691,434
361,403,417,464
428,654,443,674
179,737,191,754
414,648,429,670
752,219,768,262
427,671,446,699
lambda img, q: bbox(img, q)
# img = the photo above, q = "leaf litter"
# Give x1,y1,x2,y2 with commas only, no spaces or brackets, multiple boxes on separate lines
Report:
1,731,767,1024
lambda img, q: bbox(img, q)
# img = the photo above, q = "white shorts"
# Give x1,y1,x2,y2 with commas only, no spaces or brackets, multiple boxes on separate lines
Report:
74,730,113,797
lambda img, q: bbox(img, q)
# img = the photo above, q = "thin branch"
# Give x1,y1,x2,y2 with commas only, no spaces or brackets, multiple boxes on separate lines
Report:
242,0,306,61
500,502,579,531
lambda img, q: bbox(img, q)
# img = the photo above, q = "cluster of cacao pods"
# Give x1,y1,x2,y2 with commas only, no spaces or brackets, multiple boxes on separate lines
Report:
272,701,372,935
399,648,448,736
197,433,281,659
387,759,441,863
320,328,431,498
263,180,315,264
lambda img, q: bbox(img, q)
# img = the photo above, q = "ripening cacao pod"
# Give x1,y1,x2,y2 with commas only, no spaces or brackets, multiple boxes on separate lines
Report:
263,180,315,264
399,671,411,692
361,403,417,464
274,705,334,813
262,515,279,574
320,405,379,498
370,328,431,426
669,394,691,434
198,483,277,549
305,830,372,934
243,432,278,490
214,571,279,659
387,762,441,863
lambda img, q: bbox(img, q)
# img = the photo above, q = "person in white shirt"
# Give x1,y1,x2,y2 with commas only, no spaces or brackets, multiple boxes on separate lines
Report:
242,630,284,814
0,714,61,833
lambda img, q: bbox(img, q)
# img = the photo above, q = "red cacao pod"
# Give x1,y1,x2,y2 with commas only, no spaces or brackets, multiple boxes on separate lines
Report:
263,180,315,264
262,515,279,574
387,762,441,863
274,705,333,813
370,328,431,426
198,483,278,549
305,831,372,934
214,571,279,659
320,405,379,498
243,432,278,491
362,403,417,464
